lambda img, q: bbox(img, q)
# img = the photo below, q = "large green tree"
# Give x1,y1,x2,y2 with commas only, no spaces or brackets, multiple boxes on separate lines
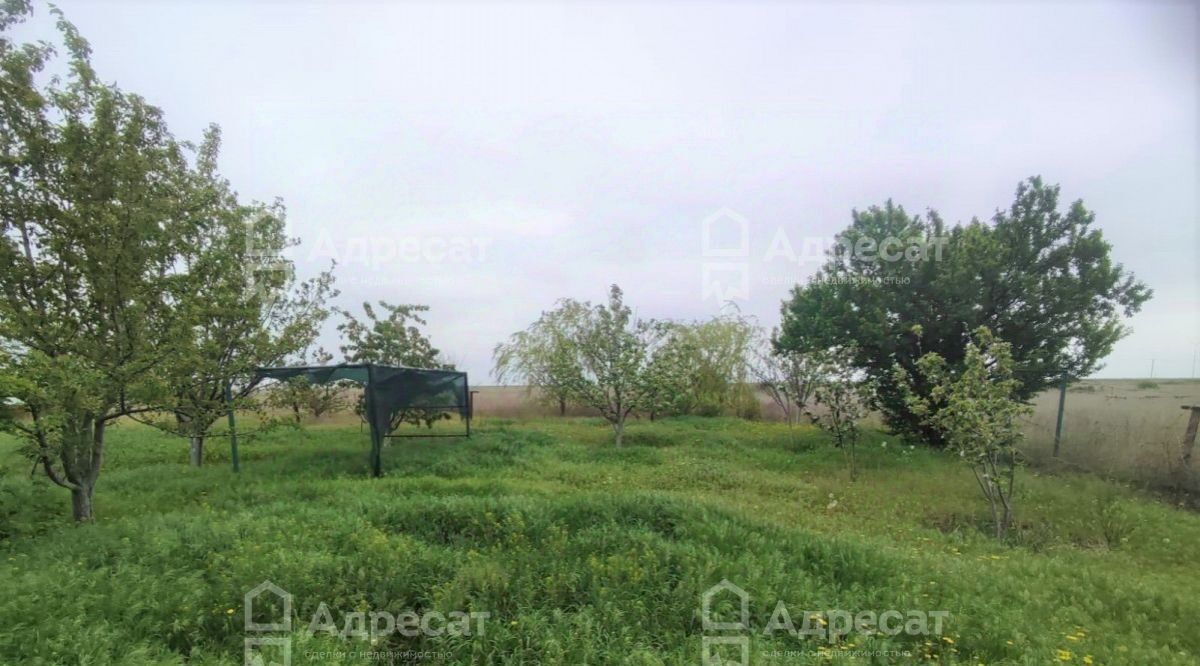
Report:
0,3,206,519
777,177,1150,446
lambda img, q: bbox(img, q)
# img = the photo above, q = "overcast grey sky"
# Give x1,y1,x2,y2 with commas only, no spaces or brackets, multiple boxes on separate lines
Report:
17,1,1199,379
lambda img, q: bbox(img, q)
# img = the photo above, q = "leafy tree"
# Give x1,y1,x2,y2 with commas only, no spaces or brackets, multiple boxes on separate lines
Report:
809,349,872,481
0,4,205,520
337,301,452,429
144,136,337,465
546,285,669,446
492,299,591,415
750,326,820,427
338,302,447,368
268,347,349,422
638,321,702,420
895,327,1031,539
666,314,758,418
777,177,1150,446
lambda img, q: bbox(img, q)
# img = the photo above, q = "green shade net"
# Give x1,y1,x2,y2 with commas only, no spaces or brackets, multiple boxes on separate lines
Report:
254,363,470,476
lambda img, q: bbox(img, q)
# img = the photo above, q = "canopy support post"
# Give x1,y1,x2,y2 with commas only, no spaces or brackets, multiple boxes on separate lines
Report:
365,364,383,477
225,381,239,473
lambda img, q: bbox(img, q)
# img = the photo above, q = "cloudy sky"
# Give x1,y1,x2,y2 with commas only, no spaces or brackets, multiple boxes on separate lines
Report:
16,1,1199,379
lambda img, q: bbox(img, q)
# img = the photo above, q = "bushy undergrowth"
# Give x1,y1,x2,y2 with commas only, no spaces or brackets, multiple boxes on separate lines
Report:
1,418,1198,664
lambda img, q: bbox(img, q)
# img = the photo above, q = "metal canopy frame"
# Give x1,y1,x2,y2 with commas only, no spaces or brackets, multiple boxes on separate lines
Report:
255,363,471,477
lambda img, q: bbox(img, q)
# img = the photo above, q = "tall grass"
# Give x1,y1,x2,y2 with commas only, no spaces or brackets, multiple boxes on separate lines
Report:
1,418,1198,664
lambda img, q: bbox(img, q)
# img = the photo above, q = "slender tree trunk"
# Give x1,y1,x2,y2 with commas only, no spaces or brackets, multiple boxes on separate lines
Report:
558,397,566,417
613,418,625,447
189,436,205,467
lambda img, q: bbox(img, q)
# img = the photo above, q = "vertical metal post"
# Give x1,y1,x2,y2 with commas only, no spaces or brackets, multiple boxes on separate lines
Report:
467,386,478,438
1053,373,1068,457
225,382,239,473
365,364,382,477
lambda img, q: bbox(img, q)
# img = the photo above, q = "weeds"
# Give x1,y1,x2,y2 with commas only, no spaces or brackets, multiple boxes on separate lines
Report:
1,418,1198,664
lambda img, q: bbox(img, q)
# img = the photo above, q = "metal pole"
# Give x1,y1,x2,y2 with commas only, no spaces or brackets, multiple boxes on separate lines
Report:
225,382,239,473
365,364,382,477
468,389,479,438
1053,373,1068,457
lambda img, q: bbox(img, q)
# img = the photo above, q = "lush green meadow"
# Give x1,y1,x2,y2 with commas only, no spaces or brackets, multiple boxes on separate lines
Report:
1,418,1198,665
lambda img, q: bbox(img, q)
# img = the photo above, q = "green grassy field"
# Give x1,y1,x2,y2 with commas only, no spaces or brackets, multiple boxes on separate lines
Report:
1,418,1198,665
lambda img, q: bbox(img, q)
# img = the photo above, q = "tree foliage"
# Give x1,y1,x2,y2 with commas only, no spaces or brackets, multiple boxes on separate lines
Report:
661,314,758,418
337,302,447,368
266,347,349,423
492,299,591,415
0,3,210,520
777,177,1150,446
895,327,1031,539
750,326,821,427
541,285,676,446
809,348,872,481
337,301,452,429
142,134,337,465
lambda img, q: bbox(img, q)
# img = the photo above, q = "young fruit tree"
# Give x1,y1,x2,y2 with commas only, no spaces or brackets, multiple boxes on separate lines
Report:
337,301,453,429
143,138,337,466
895,327,1031,540
0,5,206,520
809,349,873,481
492,298,591,415
538,285,677,446
749,326,820,427
267,347,349,423
776,178,1149,447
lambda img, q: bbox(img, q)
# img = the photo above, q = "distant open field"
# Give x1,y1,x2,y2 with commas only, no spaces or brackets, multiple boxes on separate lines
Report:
1023,378,1200,494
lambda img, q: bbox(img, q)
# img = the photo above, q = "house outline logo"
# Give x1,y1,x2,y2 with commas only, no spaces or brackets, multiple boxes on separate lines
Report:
700,579,750,666
701,579,750,631
245,580,293,632
701,208,750,258
244,580,293,666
